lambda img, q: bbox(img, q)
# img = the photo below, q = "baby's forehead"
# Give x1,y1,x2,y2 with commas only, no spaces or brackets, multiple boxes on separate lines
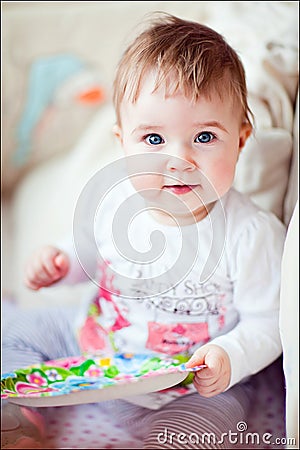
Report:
122,69,238,108
122,84,236,112
115,67,248,128
118,89,240,133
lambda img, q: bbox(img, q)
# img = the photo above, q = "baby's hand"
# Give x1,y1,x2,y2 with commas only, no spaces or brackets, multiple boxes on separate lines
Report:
185,344,231,397
24,245,69,290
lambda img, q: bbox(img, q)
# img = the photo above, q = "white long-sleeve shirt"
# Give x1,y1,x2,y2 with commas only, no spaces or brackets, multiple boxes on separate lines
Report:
58,182,286,389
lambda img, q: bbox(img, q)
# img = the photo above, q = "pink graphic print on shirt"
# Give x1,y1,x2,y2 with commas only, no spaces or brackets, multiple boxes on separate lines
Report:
97,261,131,332
146,322,209,354
78,316,113,354
78,261,131,353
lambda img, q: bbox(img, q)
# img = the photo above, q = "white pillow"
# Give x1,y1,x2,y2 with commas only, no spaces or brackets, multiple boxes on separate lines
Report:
233,127,293,221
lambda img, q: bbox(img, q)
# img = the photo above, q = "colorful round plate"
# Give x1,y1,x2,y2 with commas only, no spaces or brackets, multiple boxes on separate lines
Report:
1,353,205,407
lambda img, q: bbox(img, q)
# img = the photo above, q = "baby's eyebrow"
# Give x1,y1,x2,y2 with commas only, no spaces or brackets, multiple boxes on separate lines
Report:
131,125,164,135
131,121,229,135
193,121,229,133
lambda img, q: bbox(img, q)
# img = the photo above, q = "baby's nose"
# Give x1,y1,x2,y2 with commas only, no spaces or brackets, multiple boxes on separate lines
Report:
166,154,196,172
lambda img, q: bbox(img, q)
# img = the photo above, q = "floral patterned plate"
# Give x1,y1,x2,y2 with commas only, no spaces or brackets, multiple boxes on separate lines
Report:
1,353,205,407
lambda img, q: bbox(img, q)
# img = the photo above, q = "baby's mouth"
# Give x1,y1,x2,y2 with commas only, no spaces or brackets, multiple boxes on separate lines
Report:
163,184,200,195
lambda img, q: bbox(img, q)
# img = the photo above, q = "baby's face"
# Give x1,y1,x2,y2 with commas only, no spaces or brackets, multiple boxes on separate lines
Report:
114,73,251,224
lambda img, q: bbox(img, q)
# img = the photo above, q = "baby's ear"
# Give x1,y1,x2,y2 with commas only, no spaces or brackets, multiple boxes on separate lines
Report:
238,123,252,152
112,124,123,144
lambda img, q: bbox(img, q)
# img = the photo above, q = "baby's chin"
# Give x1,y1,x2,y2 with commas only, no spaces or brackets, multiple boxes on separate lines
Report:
135,190,209,222
148,205,211,226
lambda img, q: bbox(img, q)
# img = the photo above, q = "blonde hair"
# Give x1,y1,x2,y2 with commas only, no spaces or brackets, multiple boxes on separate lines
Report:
113,13,253,127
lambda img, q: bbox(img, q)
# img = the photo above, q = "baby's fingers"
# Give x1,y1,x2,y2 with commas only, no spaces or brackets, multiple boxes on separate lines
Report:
24,270,42,290
42,253,63,280
193,376,224,397
40,247,69,280
24,246,65,289
193,372,216,387
24,264,52,289
54,253,69,276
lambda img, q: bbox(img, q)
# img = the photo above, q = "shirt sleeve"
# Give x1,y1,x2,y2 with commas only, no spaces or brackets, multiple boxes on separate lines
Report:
210,210,286,389
52,220,98,286
51,177,103,286
52,236,92,285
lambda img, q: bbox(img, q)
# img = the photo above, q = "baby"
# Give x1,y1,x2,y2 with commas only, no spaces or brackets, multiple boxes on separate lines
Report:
3,13,286,449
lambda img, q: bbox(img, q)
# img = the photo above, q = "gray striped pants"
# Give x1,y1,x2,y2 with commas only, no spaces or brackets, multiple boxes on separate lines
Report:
2,305,254,449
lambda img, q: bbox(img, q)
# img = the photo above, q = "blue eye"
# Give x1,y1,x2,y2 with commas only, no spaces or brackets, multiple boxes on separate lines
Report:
195,132,214,143
145,134,164,145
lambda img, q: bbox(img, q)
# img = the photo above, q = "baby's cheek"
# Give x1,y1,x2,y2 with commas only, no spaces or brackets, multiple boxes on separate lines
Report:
130,174,157,190
209,161,236,195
